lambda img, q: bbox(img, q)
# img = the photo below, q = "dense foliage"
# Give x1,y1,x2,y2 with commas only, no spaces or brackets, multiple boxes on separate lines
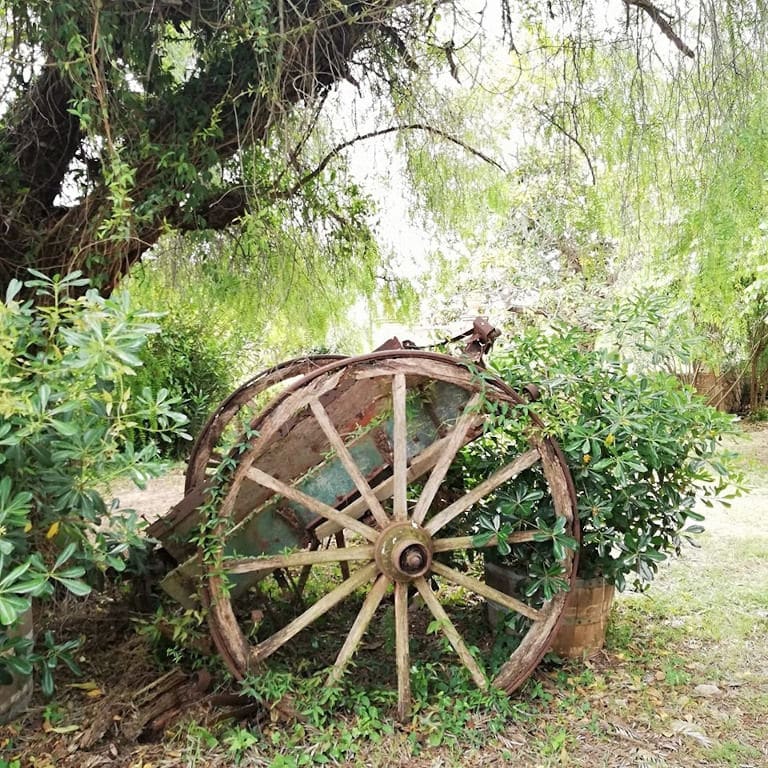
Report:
131,305,240,458
1,0,742,297
457,317,739,594
0,273,188,692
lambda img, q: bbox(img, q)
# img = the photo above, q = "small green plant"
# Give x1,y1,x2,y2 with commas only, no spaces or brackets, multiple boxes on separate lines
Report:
132,304,240,457
223,726,259,764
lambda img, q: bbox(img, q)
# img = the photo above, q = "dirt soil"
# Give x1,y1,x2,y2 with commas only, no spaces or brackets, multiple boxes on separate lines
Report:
2,428,767,768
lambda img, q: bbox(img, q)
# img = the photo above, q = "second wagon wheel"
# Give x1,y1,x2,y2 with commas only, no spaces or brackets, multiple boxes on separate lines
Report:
185,355,346,494
201,351,579,719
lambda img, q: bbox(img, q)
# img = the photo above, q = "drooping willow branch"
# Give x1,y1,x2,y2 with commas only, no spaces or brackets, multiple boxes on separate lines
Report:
191,122,505,231
283,122,505,198
532,105,596,186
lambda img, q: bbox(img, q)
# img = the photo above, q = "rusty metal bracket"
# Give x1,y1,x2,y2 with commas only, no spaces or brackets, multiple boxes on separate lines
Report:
401,316,501,365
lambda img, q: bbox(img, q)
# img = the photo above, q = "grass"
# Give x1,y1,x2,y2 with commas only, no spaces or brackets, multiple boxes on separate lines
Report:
3,429,768,767
156,476,768,768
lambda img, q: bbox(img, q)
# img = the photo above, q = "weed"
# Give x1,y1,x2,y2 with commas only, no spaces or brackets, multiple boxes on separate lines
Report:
662,657,691,686
223,727,259,764
702,740,762,765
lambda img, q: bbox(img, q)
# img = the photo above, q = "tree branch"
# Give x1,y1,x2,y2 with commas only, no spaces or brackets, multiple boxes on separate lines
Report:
532,105,596,186
286,122,505,197
623,0,695,59
179,123,504,237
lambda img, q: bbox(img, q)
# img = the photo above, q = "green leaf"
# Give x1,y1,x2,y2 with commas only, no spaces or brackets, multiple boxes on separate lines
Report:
54,577,92,597
0,560,32,589
53,542,78,570
0,593,31,625
49,419,80,437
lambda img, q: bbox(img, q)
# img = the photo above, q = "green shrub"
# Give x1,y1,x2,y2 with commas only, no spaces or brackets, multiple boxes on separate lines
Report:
0,272,188,695
458,321,740,594
132,307,240,458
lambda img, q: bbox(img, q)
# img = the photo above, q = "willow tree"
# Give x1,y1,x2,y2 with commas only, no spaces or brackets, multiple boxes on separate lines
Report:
0,1,708,294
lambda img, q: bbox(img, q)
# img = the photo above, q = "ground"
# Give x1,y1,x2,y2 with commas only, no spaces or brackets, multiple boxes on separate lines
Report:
1,429,767,768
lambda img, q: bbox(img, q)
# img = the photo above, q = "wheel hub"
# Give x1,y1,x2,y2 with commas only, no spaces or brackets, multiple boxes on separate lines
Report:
375,522,433,582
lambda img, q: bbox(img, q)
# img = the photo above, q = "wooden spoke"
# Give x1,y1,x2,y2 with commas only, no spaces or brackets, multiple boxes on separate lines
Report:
313,432,453,540
224,545,374,574
425,448,541,535
413,576,487,690
431,530,538,554
412,393,483,525
394,581,411,721
430,561,541,622
335,530,350,580
245,466,378,542
392,374,409,521
327,574,389,685
251,562,377,664
310,398,390,529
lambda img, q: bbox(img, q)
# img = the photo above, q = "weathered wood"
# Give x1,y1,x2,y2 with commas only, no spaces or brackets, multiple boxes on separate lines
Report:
431,530,538,553
425,448,541,535
412,393,482,525
245,466,379,542
312,428,469,539
413,576,487,690
392,373,409,521
231,371,389,523
224,545,374,573
327,574,389,685
492,438,578,693
335,531,351,580
251,562,377,663
430,561,541,621
186,355,346,493
394,581,411,721
310,397,390,528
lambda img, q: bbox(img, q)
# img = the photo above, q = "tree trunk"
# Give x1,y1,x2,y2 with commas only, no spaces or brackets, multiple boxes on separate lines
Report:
0,0,407,294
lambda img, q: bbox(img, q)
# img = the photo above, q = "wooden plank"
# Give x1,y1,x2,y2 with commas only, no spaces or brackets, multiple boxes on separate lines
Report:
431,530,538,553
395,581,411,721
392,374,408,521
413,576,487,690
327,574,389,685
223,545,374,574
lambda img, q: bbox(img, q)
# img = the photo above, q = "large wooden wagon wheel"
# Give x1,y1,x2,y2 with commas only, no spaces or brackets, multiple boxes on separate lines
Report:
200,351,578,719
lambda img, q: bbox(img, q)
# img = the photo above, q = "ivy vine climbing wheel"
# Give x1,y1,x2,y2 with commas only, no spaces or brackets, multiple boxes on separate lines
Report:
187,350,579,718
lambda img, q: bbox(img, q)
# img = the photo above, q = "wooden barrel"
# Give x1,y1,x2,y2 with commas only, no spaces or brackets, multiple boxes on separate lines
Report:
0,608,34,724
549,577,615,659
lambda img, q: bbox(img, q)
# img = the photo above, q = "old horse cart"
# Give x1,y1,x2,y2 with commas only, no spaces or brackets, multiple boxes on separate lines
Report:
148,320,579,718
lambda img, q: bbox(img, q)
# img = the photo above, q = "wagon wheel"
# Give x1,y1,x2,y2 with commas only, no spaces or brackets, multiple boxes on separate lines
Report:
201,351,578,720
185,355,346,493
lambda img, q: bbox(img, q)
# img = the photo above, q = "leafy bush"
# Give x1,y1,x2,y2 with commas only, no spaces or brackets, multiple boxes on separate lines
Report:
132,306,240,457
0,272,188,694
460,321,740,593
